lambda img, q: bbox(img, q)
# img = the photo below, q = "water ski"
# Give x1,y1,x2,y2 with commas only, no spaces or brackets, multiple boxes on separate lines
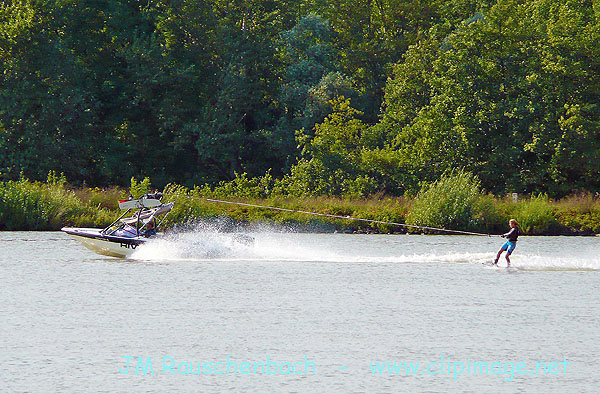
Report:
482,261,513,269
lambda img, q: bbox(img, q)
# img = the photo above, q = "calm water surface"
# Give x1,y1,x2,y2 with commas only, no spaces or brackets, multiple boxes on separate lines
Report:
1,231,599,393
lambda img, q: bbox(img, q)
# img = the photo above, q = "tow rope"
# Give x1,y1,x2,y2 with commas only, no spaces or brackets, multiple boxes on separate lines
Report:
205,198,498,237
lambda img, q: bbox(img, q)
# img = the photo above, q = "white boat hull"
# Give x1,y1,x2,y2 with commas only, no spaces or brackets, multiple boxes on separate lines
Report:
62,227,145,258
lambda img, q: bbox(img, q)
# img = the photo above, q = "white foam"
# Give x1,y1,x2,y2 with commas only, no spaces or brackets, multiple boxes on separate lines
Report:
130,228,600,270
507,255,600,271
131,231,254,261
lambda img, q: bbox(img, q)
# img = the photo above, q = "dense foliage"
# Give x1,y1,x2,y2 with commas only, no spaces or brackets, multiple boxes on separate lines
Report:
406,169,482,232
1,177,599,234
1,1,599,198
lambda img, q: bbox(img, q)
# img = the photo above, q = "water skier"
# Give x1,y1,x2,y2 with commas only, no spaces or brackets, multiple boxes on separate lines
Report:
494,219,519,267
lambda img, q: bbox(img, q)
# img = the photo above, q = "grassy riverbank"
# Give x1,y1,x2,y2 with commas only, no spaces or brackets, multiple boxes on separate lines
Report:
1,176,599,235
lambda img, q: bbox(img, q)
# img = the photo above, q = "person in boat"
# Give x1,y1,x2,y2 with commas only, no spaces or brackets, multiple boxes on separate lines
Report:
114,223,137,238
494,219,519,266
143,220,157,237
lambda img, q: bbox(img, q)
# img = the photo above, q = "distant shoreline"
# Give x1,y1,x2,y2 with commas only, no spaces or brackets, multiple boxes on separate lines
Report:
1,180,599,236
2,230,599,238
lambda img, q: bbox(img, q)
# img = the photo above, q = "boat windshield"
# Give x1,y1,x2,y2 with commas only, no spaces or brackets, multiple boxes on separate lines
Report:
103,201,174,237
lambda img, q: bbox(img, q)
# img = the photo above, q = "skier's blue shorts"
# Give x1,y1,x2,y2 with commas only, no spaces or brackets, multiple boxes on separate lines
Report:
501,241,516,254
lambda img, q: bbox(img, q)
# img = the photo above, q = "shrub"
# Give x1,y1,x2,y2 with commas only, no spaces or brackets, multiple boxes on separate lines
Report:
514,194,559,234
1,176,599,235
406,170,482,232
341,175,378,198
129,177,152,199
553,193,600,234
473,194,509,234
0,178,107,230
211,172,274,199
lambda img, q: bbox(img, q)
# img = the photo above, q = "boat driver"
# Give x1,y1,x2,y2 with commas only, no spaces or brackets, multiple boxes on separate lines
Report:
143,220,157,237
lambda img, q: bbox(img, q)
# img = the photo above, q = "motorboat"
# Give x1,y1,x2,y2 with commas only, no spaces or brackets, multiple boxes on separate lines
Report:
62,193,256,258
62,193,174,258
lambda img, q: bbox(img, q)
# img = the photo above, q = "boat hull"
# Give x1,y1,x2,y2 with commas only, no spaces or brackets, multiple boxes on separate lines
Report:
62,227,146,258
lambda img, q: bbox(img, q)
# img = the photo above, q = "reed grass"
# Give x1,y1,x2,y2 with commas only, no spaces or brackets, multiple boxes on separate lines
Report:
0,179,114,230
1,177,599,235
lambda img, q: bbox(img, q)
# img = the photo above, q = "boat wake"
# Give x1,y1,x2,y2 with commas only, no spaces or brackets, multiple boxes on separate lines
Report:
499,255,600,271
130,231,255,260
130,230,600,271
425,252,600,271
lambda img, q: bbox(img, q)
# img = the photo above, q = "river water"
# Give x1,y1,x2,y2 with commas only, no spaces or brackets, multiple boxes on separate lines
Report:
1,230,599,393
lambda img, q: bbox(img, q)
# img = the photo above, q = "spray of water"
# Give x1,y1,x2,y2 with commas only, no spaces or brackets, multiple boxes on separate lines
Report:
130,220,254,260
130,223,600,270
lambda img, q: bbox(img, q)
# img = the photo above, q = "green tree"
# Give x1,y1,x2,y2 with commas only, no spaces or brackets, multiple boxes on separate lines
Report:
0,1,102,182
272,14,358,171
194,0,298,181
380,0,600,196
282,97,376,196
